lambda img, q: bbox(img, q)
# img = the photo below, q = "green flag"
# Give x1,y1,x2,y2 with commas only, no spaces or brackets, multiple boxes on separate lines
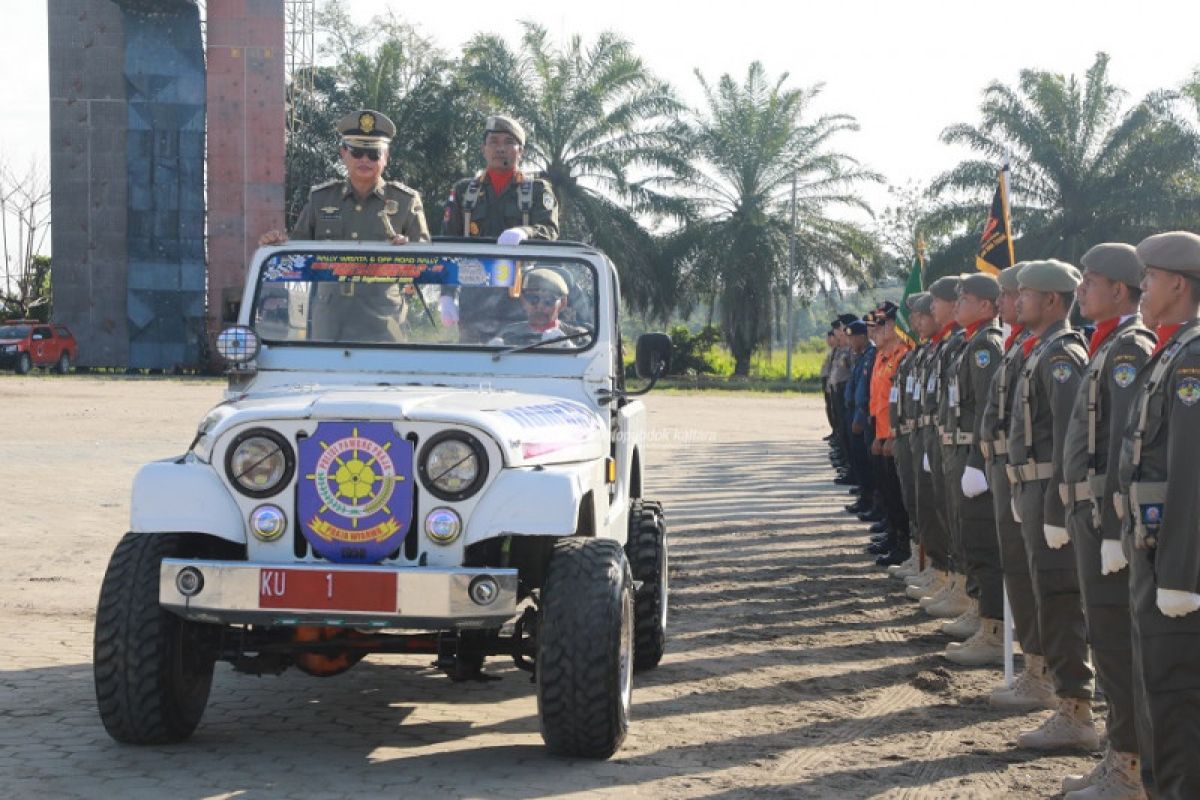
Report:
896,251,924,345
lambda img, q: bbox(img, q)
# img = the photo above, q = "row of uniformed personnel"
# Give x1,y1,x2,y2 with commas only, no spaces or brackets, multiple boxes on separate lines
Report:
822,231,1200,800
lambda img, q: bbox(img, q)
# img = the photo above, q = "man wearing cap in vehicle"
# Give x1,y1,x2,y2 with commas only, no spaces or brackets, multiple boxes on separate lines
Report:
1006,259,1096,752
492,268,587,348
1057,243,1154,799
257,109,431,342
1116,231,1200,799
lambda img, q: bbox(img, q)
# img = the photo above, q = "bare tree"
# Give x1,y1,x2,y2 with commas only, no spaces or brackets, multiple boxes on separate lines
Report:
0,162,51,319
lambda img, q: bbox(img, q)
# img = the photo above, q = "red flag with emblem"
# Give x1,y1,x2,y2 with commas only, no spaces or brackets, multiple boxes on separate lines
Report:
976,165,1015,275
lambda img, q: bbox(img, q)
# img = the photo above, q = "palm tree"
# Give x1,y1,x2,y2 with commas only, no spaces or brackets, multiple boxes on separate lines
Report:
670,63,881,376
458,24,691,314
927,53,1200,277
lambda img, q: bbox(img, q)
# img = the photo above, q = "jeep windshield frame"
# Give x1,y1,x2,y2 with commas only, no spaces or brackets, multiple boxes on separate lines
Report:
248,245,601,356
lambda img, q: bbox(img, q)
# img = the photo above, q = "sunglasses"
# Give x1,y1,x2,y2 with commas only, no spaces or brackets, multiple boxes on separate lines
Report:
522,292,562,307
344,146,383,161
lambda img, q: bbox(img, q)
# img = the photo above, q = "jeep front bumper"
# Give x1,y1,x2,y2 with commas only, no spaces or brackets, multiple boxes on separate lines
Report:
160,559,519,629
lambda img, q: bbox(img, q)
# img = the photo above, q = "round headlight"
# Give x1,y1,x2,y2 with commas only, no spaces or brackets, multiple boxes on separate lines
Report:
225,429,295,498
424,507,462,545
418,432,489,501
250,504,288,541
216,325,260,364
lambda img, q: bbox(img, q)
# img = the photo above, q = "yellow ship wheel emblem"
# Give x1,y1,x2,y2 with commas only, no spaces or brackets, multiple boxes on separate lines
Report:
307,427,403,528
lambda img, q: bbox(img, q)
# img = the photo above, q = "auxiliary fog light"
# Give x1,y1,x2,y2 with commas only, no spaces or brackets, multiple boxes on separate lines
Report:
468,575,500,606
250,504,288,542
424,507,462,545
175,567,204,597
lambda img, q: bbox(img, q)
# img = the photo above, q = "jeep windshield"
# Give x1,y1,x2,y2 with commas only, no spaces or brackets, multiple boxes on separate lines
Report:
251,249,597,352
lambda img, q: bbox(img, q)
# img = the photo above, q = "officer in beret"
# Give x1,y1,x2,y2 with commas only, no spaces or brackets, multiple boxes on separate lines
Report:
982,262,1056,711
1117,231,1200,798
1007,259,1097,751
1057,243,1154,796
940,272,1006,666
441,115,559,243
258,109,431,342
492,268,588,348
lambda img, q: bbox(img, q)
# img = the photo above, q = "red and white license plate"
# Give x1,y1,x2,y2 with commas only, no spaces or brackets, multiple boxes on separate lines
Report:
258,568,398,613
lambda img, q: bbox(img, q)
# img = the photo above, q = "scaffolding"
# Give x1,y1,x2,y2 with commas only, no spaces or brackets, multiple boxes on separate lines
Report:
285,0,317,133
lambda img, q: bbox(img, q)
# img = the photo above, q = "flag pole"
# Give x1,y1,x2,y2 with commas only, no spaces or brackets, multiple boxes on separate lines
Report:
1000,150,1015,688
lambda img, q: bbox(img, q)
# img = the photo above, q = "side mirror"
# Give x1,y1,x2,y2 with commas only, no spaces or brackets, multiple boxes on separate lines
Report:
635,332,672,379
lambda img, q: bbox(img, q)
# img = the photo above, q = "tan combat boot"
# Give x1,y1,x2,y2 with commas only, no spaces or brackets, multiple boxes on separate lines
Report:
922,575,971,618
1064,749,1146,799
906,569,946,600
888,554,918,580
1017,697,1101,751
989,654,1056,711
943,617,1004,665
941,599,980,639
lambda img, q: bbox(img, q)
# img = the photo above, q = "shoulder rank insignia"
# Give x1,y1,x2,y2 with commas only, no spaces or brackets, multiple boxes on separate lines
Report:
974,350,991,368
1176,376,1200,406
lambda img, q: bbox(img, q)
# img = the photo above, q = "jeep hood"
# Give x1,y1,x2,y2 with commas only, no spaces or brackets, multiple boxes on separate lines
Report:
200,385,607,467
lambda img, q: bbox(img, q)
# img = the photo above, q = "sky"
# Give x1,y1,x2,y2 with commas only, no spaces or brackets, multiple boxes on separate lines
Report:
3,0,1200,245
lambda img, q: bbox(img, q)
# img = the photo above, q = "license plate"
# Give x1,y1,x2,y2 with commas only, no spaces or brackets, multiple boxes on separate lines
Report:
258,568,398,612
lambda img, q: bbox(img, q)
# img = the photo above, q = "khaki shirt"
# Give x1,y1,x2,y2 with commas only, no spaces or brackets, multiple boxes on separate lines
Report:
292,178,430,243
829,346,854,385
1007,320,1088,528
1062,316,1153,538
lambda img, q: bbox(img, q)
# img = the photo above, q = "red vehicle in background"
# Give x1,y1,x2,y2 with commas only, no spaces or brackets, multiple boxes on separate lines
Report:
0,321,78,374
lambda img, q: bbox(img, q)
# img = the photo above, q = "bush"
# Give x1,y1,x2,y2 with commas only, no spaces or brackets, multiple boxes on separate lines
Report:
666,324,723,376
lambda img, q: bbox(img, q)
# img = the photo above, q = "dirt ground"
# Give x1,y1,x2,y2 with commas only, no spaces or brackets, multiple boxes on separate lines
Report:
0,376,1098,799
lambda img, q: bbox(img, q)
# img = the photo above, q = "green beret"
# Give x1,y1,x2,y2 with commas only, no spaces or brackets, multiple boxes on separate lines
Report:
959,272,1001,301
905,291,930,311
1081,243,1143,288
998,262,1026,292
1017,259,1082,292
485,114,527,147
337,109,395,147
928,276,961,302
912,293,934,315
1135,231,1200,277
523,268,568,296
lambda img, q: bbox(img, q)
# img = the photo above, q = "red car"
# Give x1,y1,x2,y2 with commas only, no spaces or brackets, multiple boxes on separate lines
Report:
0,320,78,374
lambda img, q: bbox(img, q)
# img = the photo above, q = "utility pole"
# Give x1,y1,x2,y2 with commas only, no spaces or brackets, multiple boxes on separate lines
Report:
785,173,798,381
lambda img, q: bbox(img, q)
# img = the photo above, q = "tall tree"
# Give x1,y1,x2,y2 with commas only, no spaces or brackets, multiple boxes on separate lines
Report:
671,63,880,375
459,23,691,314
1,162,51,319
927,53,1200,276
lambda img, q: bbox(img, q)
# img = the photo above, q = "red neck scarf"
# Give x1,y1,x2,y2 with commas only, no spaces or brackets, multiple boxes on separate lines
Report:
1004,324,1024,351
487,168,516,195
1088,318,1121,356
1021,335,1040,358
1154,324,1184,356
962,318,989,340
933,322,956,343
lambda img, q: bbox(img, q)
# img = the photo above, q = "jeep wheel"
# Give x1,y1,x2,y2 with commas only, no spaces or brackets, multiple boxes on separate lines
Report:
15,352,31,375
93,531,218,744
536,537,634,759
55,352,71,374
625,500,668,671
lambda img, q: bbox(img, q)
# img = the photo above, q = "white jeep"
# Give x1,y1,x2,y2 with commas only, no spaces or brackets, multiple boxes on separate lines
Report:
92,240,672,759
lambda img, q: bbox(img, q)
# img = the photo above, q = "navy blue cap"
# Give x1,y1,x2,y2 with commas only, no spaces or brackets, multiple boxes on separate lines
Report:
848,320,869,336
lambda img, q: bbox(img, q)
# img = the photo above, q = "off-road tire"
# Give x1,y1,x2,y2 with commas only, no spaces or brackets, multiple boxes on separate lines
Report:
625,500,668,671
93,531,218,744
15,352,31,374
55,352,71,374
536,537,634,759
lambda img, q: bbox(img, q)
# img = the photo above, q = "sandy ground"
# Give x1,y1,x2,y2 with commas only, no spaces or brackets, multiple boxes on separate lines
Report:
0,376,1098,798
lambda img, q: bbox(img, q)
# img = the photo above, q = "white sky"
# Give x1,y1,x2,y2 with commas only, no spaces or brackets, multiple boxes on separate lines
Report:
3,0,1199,238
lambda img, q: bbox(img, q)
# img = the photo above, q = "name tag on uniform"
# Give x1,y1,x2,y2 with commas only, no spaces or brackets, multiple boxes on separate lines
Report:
948,379,960,407
927,373,938,393
906,375,915,394
889,386,900,403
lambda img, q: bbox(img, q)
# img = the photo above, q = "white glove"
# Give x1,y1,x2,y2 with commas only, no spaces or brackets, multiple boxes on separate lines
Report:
1100,539,1128,575
1010,497,1022,523
1043,524,1069,550
437,295,459,326
497,227,528,245
1156,588,1200,618
961,466,989,498
922,454,931,473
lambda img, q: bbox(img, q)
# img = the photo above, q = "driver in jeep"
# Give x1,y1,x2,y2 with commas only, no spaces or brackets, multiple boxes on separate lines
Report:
491,268,587,348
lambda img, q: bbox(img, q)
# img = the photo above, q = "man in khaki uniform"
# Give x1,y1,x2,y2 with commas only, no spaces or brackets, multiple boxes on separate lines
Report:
921,276,971,618
1006,259,1096,751
887,293,931,577
940,273,1006,665
259,109,431,342
1059,244,1154,799
1117,231,1200,800
982,263,1055,711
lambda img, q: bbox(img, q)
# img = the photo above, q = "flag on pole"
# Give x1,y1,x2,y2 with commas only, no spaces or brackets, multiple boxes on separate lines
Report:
976,164,1015,275
896,238,925,345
